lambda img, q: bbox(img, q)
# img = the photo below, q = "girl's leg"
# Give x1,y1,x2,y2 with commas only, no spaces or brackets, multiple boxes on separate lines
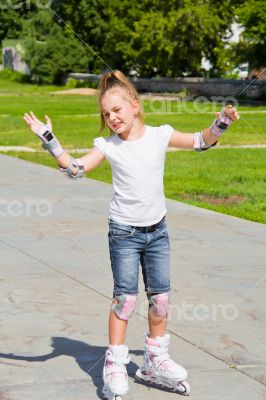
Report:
108,219,142,345
147,292,170,337
103,220,142,398
109,309,128,345
140,218,171,338
148,311,167,338
108,294,138,344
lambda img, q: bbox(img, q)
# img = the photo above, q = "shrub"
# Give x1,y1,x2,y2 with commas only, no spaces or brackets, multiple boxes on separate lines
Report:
0,68,30,83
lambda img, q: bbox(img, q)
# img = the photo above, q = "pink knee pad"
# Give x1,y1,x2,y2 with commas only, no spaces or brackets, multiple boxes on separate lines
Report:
148,292,170,317
112,294,138,320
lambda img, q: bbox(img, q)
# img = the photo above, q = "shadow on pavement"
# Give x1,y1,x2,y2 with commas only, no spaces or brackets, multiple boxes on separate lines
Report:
0,336,143,399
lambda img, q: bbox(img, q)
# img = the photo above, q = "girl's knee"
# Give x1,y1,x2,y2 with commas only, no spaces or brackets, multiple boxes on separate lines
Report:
112,294,138,320
148,292,170,317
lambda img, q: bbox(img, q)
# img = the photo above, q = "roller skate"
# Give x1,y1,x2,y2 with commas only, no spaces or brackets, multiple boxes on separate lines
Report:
135,333,190,396
102,344,130,400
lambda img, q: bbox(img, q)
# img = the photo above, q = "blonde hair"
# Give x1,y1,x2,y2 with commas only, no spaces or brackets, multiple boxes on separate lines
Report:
98,70,144,132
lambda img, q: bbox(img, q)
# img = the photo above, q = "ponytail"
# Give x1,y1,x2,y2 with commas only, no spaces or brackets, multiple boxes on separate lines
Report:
98,70,144,132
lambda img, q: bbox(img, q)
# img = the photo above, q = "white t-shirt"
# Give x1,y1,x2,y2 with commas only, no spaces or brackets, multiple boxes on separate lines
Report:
93,124,174,226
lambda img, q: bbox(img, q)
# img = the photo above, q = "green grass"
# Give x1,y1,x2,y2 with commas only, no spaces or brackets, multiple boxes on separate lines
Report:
164,148,266,224
1,80,266,224
0,78,61,94
1,80,266,148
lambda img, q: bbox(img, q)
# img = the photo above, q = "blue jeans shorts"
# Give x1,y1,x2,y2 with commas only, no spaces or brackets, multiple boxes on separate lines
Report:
108,216,171,297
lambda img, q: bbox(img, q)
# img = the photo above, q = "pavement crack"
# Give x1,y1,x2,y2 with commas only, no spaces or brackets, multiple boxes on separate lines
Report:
0,237,111,303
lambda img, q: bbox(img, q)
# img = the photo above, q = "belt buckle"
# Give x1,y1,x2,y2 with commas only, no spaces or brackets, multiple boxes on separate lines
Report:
134,221,158,233
147,224,155,233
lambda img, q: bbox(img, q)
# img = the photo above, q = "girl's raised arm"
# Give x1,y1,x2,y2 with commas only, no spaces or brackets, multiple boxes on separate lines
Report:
168,105,239,151
23,112,105,178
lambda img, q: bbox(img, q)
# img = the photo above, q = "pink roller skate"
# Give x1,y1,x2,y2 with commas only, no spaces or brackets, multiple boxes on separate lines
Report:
135,333,190,395
102,344,130,400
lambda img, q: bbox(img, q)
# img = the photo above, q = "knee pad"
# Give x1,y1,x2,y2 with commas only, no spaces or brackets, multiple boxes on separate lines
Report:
148,292,170,317
112,294,138,320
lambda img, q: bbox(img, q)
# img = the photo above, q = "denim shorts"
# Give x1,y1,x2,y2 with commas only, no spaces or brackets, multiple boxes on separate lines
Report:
108,216,171,297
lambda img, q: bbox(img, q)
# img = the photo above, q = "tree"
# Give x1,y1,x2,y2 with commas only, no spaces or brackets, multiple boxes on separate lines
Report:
51,0,239,77
0,0,248,79
235,1,266,71
51,0,142,73
22,10,92,84
0,2,29,46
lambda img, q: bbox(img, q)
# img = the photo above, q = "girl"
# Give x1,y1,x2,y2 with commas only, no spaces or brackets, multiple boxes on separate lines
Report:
24,70,239,400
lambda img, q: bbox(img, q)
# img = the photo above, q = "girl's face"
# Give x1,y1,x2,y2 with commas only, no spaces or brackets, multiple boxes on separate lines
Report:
100,89,139,134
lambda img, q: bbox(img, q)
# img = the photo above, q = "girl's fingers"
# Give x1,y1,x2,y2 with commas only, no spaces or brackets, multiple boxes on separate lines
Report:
23,114,30,124
224,105,232,115
23,114,33,126
229,108,239,120
45,115,52,131
29,111,39,122
223,105,239,120
24,112,31,121
45,115,51,127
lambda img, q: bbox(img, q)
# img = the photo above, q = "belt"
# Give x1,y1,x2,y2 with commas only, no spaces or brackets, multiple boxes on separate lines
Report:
133,217,165,233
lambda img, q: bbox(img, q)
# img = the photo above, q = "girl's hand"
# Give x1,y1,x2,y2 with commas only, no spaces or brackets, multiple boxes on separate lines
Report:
210,105,239,137
24,112,64,158
216,104,240,122
23,112,53,142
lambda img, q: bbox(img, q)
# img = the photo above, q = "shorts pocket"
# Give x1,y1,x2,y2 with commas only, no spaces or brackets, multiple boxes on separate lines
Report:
156,223,169,238
109,224,133,239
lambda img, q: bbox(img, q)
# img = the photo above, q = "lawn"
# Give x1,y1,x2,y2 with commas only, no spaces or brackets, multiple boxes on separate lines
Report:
1,79,266,224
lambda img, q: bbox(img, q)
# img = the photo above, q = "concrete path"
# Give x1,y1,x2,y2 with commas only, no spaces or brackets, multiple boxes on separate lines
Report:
0,154,265,400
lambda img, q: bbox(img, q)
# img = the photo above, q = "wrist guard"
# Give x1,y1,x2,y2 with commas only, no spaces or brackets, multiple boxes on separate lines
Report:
193,131,217,152
210,111,233,137
60,158,85,179
37,125,64,158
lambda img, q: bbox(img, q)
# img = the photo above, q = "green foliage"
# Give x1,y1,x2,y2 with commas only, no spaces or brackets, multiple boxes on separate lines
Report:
0,3,28,45
0,0,51,45
21,11,92,84
235,1,266,70
65,78,98,89
51,0,239,77
0,0,265,79
132,5,215,76
0,69,30,83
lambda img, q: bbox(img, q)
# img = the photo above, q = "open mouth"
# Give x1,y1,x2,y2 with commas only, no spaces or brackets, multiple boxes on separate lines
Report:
113,123,122,130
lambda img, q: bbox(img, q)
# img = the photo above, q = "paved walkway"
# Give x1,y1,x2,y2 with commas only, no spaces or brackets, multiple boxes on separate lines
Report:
0,154,265,400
